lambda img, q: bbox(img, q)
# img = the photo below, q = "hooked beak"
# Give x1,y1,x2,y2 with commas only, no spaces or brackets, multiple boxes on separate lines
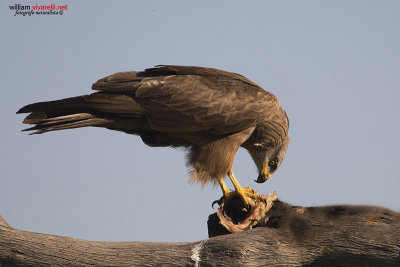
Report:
254,161,271,184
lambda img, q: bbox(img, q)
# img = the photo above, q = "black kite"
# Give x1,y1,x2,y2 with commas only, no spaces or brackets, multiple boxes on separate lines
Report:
17,65,290,205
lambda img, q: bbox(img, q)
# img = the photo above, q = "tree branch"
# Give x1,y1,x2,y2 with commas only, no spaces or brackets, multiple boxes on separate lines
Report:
1,200,399,266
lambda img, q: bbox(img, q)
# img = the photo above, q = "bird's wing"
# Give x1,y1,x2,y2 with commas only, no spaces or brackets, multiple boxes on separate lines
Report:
92,65,281,135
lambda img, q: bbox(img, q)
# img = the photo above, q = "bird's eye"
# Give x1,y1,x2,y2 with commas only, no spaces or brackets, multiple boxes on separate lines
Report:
268,160,276,166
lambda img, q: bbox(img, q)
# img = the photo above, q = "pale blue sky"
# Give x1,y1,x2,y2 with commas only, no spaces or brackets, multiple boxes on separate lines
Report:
1,0,399,242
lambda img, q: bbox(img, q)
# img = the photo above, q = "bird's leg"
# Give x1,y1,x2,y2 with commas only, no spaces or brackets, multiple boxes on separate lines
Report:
218,177,230,196
227,170,267,205
212,177,231,208
214,171,265,209
227,170,250,206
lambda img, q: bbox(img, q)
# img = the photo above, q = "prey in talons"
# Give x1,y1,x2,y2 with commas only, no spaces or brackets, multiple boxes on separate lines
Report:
213,159,277,211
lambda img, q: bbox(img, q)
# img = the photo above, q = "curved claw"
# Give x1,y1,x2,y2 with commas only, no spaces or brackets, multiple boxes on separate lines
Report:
211,199,219,208
212,196,225,208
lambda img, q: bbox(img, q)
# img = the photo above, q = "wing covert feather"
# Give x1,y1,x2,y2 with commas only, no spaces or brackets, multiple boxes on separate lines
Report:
92,66,281,135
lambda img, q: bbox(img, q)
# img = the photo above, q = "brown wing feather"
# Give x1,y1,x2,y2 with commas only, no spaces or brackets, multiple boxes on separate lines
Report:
92,65,281,136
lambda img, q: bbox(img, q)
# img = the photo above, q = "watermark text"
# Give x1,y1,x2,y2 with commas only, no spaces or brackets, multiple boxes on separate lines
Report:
9,3,68,16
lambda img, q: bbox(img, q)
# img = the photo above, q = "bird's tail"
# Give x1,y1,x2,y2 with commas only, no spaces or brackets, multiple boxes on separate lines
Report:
17,93,143,134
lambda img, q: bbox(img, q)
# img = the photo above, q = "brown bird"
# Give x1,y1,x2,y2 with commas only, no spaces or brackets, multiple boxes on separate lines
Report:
17,65,289,206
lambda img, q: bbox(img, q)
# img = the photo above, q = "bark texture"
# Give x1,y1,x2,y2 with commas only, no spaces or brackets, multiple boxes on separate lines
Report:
1,200,399,266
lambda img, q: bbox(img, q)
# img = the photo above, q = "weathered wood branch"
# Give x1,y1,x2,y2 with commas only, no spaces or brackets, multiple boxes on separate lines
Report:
1,200,399,266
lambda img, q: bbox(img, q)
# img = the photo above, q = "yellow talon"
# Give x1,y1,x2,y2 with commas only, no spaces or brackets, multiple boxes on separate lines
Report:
227,170,251,206
216,170,267,208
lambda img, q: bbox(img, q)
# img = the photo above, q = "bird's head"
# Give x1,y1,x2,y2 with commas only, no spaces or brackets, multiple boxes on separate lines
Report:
246,135,289,184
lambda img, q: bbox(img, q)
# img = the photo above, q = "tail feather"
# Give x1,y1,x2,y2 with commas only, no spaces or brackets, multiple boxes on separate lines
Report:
17,96,87,114
23,113,93,125
22,113,113,134
18,92,144,134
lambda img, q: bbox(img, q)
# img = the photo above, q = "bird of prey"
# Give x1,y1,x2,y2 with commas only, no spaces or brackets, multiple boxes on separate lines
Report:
17,65,289,206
